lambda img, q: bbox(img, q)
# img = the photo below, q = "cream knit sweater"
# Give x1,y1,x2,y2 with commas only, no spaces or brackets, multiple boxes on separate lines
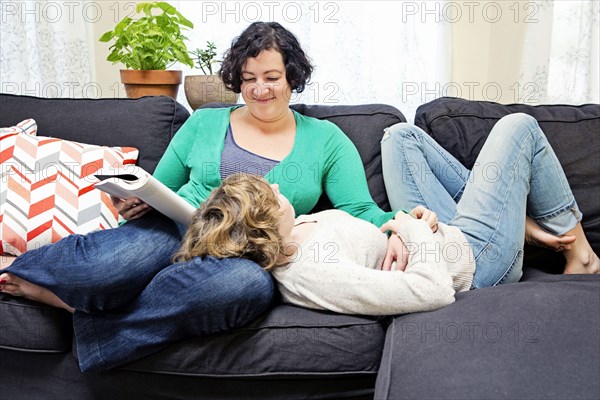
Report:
272,210,475,316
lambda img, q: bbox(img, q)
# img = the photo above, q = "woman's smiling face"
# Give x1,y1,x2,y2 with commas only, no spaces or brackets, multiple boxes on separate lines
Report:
240,49,292,122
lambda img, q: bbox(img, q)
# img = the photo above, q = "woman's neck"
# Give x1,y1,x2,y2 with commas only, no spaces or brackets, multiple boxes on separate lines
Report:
278,221,318,265
290,221,318,248
242,107,294,134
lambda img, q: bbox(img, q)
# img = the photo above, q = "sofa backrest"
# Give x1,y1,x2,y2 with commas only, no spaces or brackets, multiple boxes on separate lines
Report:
291,104,406,212
0,94,190,174
202,103,407,212
1,94,405,212
415,97,600,268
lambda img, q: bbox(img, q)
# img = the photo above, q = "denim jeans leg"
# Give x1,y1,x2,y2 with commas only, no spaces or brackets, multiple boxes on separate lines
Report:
73,256,274,373
381,123,470,223
449,113,581,288
5,211,185,312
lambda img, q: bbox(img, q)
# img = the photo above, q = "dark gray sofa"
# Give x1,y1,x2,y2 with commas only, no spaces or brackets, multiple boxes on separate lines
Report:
0,94,598,400
0,94,402,400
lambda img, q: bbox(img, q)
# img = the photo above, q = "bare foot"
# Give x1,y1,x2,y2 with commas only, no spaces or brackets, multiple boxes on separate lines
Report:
564,249,600,275
525,217,576,251
1,255,17,270
560,223,600,275
0,272,74,313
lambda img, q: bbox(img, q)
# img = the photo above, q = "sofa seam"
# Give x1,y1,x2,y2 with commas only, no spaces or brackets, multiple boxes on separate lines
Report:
117,368,379,378
0,344,68,353
0,299,64,311
167,97,178,140
379,322,394,399
316,110,406,122
425,112,599,128
226,321,386,334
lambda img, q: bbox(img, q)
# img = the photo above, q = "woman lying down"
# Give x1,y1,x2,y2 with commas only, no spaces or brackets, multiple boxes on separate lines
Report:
174,173,476,316
176,157,598,316
3,159,596,316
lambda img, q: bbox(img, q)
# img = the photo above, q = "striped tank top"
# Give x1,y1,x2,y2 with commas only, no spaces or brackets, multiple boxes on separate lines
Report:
219,124,280,180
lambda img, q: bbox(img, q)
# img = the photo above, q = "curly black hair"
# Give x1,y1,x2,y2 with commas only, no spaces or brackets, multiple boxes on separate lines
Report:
220,22,314,94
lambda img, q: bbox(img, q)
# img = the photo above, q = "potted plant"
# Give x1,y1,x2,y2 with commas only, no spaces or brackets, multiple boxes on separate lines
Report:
99,1,194,99
184,41,239,110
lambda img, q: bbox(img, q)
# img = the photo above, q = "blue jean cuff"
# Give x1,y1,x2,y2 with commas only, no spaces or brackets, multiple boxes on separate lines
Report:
73,311,107,373
534,201,582,235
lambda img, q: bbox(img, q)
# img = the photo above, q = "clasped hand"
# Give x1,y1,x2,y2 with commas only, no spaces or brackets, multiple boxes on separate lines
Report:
380,206,438,271
110,196,152,220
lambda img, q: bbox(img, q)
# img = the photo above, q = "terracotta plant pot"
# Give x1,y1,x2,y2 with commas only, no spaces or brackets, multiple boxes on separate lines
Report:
184,75,239,110
120,70,183,99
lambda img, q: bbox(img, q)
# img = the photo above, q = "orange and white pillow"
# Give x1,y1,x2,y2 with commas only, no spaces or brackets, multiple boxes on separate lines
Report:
0,124,138,255
1,118,38,168
1,118,37,139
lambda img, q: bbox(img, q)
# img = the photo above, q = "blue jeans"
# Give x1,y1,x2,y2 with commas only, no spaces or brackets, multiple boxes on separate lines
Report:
5,212,274,372
381,113,581,288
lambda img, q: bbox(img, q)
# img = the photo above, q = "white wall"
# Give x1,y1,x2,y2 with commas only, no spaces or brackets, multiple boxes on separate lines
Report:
92,1,143,98
450,1,529,103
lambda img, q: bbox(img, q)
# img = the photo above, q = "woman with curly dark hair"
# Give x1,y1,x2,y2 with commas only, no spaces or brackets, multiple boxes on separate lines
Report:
220,21,314,94
0,22,398,373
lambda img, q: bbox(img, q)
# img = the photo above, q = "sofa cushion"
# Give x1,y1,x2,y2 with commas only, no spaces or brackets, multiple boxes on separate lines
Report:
375,274,600,400
75,306,384,399
414,97,600,269
0,293,73,352
106,304,386,378
0,94,190,174
202,103,407,212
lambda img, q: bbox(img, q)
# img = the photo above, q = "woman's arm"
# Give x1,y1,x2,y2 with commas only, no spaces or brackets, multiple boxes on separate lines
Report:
152,130,192,193
111,119,195,220
274,252,454,316
322,129,394,227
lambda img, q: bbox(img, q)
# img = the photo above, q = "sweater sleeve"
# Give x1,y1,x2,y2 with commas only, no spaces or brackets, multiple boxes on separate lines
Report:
275,255,455,316
395,219,452,271
152,119,193,193
273,219,455,316
322,129,394,227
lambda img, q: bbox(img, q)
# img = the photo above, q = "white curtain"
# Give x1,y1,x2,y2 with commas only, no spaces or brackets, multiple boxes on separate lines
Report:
516,0,599,104
1,1,597,112
175,0,451,121
0,1,96,98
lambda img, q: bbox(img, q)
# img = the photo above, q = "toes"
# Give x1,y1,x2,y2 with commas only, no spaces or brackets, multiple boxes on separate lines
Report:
555,244,572,252
0,273,23,294
559,235,577,244
0,272,18,285
0,282,21,296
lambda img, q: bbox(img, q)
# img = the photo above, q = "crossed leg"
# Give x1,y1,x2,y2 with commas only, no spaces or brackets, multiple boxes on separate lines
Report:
381,121,598,277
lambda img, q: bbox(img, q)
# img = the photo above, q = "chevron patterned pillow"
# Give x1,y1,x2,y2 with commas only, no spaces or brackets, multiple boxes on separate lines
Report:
0,118,37,138
0,132,139,256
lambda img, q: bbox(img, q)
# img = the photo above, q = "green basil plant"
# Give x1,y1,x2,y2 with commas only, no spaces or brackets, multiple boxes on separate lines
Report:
99,2,194,70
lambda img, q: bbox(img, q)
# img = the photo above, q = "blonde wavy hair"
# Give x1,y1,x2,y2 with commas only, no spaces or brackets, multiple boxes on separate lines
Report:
173,174,288,270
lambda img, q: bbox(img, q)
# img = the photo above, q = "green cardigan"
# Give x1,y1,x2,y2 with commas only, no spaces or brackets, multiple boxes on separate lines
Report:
153,107,394,227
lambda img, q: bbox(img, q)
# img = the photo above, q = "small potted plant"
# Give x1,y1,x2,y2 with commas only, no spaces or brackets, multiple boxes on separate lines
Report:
99,1,194,99
184,41,239,110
